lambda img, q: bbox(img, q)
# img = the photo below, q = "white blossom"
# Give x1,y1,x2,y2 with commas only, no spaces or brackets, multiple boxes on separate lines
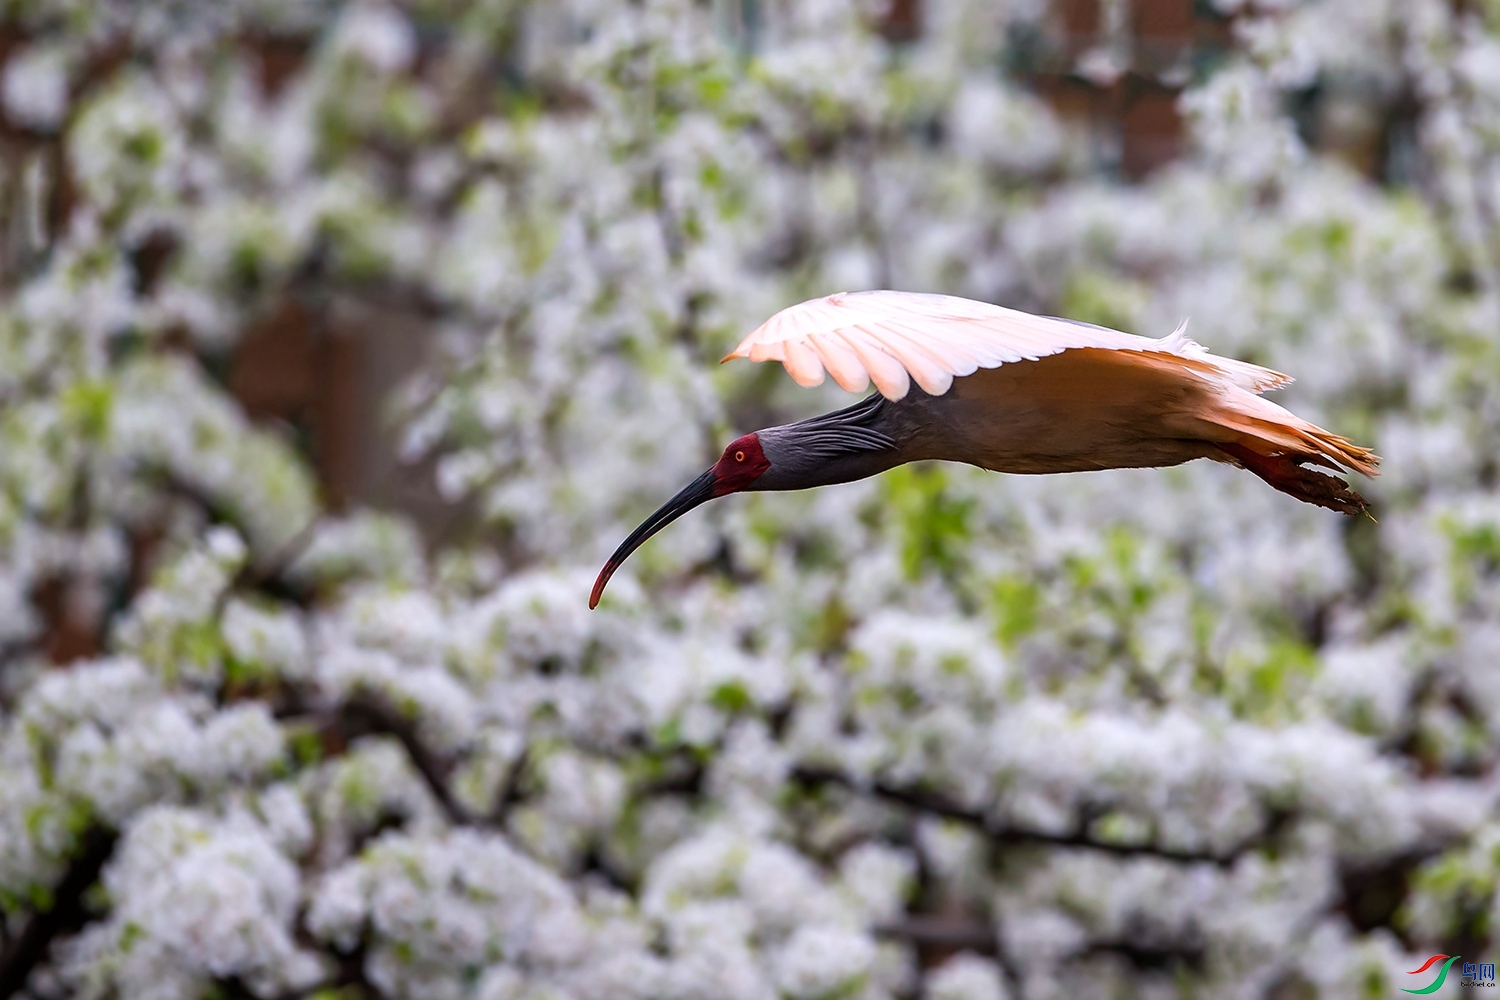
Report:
926,953,1009,1000
3,45,69,129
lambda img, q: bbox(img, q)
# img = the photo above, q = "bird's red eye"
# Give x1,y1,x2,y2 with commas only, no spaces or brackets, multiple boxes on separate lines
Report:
735,451,745,462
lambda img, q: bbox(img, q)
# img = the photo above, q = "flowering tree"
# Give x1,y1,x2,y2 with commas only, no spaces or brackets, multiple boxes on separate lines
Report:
1,0,1499,997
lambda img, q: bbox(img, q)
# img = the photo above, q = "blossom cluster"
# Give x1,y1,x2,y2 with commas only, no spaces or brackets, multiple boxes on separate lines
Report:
1,0,1500,998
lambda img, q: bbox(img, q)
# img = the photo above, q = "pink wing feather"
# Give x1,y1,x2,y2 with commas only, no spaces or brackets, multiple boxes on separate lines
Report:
723,290,1291,401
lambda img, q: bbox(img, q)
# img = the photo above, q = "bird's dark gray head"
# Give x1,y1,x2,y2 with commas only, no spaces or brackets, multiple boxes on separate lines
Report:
589,394,899,608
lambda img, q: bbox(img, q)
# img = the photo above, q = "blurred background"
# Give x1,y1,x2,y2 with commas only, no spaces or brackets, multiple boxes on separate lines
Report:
1,0,1499,998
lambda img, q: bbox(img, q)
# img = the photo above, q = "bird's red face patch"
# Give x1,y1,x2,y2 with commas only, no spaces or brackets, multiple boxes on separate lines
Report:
711,433,770,495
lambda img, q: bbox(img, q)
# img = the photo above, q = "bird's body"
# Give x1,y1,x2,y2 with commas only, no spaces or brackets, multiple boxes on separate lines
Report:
876,350,1227,475
589,291,1379,608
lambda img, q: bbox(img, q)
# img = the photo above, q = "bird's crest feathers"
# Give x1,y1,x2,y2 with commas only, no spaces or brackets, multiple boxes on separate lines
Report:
781,392,897,460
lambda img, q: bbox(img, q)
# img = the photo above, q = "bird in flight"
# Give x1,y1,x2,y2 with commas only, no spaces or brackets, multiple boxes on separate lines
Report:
589,290,1378,608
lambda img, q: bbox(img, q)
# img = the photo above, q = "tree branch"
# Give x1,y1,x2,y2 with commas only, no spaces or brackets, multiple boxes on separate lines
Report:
874,918,1207,972
874,917,996,955
790,765,1279,867
337,690,478,826
0,825,117,998
288,687,531,832
487,747,528,826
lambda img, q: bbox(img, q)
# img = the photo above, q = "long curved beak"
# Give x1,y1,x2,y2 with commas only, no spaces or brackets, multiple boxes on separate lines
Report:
590,469,717,609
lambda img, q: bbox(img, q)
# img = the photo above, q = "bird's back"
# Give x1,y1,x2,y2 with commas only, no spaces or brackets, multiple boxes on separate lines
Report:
898,347,1224,474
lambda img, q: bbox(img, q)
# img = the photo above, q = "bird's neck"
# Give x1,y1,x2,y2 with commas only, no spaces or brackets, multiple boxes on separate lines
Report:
750,394,914,492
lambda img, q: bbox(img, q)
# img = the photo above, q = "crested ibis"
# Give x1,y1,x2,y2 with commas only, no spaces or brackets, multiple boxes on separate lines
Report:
589,290,1379,609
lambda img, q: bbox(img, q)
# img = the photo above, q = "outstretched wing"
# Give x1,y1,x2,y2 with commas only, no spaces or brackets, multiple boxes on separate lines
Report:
723,290,1291,401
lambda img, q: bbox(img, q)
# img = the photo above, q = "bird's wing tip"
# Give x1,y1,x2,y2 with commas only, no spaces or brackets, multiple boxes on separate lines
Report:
721,340,755,363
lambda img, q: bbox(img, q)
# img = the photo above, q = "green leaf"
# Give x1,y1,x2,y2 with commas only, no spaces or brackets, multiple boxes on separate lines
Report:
709,679,753,714
883,465,974,580
991,574,1040,649
61,381,113,441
